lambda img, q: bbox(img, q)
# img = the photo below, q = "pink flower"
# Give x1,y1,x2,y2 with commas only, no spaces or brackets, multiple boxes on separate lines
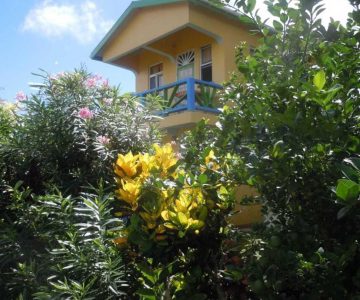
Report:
97,135,110,145
103,98,113,105
15,91,27,102
85,77,97,88
50,72,66,81
78,107,94,119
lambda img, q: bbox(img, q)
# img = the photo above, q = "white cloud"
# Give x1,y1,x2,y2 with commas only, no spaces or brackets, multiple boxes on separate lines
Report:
22,0,113,44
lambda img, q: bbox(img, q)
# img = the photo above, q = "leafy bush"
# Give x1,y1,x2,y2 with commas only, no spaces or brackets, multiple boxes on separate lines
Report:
0,69,160,194
1,0,359,297
199,0,360,298
113,143,239,298
334,157,360,218
0,182,127,299
0,104,15,143
0,69,159,299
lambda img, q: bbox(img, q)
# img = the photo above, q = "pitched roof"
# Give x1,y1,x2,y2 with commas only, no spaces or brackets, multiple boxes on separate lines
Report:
90,0,252,61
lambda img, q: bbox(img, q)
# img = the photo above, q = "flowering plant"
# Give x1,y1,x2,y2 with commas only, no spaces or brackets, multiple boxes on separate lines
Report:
1,68,160,193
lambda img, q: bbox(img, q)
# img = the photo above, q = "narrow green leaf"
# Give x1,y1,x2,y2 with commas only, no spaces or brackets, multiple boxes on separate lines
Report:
344,157,360,171
136,288,156,299
137,263,156,284
238,15,254,24
340,165,359,182
177,173,185,184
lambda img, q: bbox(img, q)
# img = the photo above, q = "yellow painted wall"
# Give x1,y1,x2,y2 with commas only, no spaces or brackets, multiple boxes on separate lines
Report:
101,1,260,92
228,185,263,227
131,4,260,92
189,3,260,82
157,110,218,138
102,2,190,62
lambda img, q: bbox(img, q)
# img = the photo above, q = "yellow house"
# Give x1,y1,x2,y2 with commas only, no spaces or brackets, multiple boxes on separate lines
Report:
91,0,259,133
91,0,262,227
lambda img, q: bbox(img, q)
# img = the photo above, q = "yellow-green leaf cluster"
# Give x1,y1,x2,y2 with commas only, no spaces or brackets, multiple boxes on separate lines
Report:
114,144,233,244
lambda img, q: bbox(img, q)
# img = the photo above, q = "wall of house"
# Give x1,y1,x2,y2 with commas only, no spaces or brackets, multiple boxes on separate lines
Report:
101,2,260,93
102,2,189,62
136,27,216,92
131,3,260,92
189,3,260,82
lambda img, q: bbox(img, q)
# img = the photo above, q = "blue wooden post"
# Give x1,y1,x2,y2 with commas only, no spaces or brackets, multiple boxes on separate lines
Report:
139,93,146,106
186,77,195,110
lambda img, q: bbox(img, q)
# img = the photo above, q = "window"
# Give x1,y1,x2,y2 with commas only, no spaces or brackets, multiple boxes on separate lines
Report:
177,50,195,80
149,63,163,89
201,45,212,82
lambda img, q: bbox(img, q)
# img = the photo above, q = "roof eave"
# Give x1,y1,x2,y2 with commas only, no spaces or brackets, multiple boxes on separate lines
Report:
90,0,188,61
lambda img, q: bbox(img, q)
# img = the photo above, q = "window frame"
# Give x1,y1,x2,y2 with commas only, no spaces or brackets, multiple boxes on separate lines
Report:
148,62,164,89
200,45,212,82
176,49,195,80
200,44,213,82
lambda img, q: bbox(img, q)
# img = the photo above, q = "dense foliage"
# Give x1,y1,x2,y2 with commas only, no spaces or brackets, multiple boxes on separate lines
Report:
0,70,160,299
113,143,239,299
1,0,359,298
184,0,360,298
1,183,127,299
0,70,159,193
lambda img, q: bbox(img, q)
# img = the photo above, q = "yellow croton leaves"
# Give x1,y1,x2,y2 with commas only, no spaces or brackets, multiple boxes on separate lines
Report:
114,143,178,214
161,187,207,233
115,179,142,210
114,152,139,178
153,143,178,175
114,144,230,242
204,150,220,171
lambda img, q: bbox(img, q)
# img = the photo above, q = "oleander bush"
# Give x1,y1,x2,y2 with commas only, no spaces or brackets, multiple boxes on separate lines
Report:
0,69,160,299
0,69,160,194
1,182,128,299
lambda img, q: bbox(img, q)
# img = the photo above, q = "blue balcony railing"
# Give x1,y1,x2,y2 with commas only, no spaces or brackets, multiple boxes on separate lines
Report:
136,77,223,115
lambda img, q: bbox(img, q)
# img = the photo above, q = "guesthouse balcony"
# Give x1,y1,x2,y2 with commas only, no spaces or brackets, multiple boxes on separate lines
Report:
136,77,223,131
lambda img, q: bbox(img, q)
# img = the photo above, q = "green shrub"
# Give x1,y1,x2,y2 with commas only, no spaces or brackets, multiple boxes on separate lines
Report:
0,104,15,143
0,182,128,299
0,69,160,194
202,0,360,298
113,143,238,299
0,69,160,299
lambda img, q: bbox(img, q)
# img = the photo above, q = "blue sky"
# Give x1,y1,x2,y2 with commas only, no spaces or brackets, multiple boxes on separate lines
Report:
0,0,353,102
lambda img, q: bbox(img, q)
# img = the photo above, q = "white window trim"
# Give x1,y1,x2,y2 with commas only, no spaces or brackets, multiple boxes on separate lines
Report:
176,49,195,80
149,62,163,89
